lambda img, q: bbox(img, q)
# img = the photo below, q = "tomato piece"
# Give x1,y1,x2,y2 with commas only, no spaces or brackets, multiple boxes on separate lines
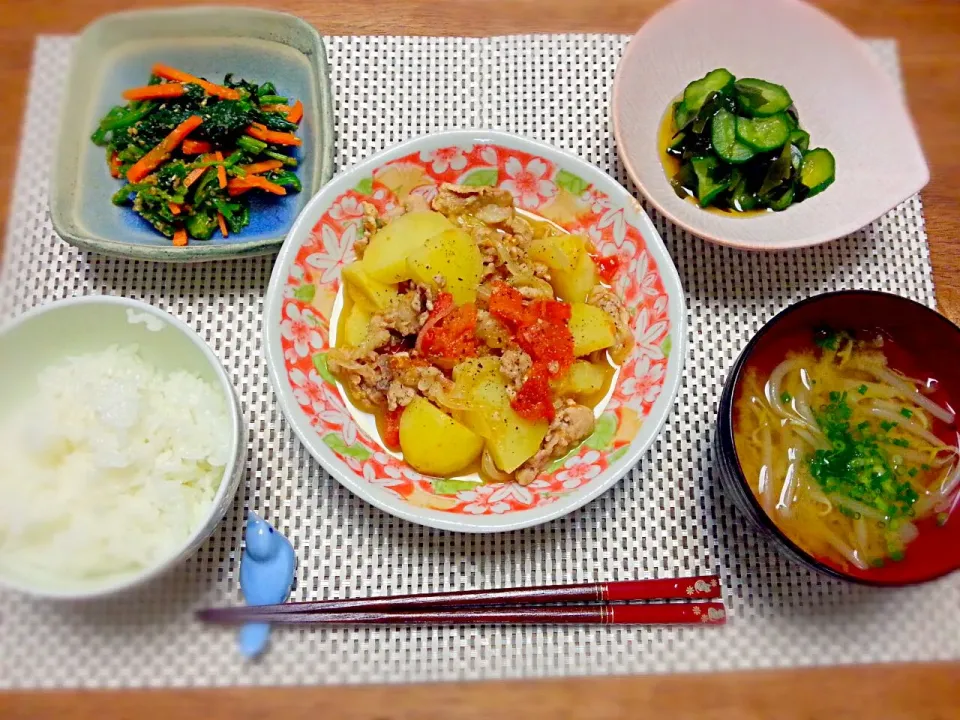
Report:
530,298,571,325
593,254,621,284
383,406,404,451
428,292,455,320
516,320,574,377
490,283,576,413
488,283,532,329
420,303,478,363
511,364,556,422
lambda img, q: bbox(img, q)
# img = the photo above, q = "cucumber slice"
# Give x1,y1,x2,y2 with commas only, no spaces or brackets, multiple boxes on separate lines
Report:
734,78,793,117
666,131,687,157
730,179,759,212
673,101,694,131
711,109,756,164
691,155,730,207
725,168,758,212
788,129,810,152
800,148,836,197
769,184,795,211
789,143,804,172
683,68,735,115
735,113,791,151
670,161,697,200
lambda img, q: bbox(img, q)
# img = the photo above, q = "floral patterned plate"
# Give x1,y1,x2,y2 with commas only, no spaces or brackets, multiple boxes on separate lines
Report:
263,130,686,532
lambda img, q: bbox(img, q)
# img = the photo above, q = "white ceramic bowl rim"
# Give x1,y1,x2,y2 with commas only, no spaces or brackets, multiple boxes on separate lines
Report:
0,295,244,599
264,128,688,533
611,0,929,252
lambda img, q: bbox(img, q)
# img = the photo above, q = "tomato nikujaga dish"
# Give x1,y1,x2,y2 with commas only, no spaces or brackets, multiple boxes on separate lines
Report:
327,183,633,485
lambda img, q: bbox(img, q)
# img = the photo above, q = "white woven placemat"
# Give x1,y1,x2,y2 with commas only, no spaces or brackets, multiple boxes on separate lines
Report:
0,34,957,689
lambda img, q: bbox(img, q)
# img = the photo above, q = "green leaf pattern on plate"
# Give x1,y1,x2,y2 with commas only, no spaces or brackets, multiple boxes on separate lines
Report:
323,433,371,461
312,352,336,385
460,168,498,187
432,478,482,495
293,284,316,303
584,412,618,451
555,169,590,195
354,177,374,195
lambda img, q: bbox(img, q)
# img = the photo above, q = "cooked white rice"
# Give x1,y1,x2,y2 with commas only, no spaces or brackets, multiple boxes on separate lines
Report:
0,344,232,584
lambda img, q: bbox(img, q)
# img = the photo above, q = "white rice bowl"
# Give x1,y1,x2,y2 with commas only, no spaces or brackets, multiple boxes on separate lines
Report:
0,297,243,599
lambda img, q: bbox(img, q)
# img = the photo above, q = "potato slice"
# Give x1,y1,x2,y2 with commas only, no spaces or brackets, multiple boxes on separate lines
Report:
407,228,483,305
550,250,599,303
399,397,484,476
342,302,371,347
453,357,502,392
363,211,454,283
465,378,548,473
529,234,582,274
341,260,399,311
557,360,608,396
569,302,616,356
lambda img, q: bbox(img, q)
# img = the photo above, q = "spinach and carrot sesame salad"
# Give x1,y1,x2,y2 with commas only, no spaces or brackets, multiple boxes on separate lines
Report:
90,63,304,246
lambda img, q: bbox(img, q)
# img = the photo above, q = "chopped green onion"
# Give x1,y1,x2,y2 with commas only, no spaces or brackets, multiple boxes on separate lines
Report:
900,408,913,419
857,384,868,395
814,327,838,350
780,391,792,404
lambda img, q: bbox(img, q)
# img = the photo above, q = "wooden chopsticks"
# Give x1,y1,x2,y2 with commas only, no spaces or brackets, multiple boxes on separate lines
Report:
197,575,725,627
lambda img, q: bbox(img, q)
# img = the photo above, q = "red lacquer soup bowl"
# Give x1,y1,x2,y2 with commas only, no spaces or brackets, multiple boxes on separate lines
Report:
715,291,960,585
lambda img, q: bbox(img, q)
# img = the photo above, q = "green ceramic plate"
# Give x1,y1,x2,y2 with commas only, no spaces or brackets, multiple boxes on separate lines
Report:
50,7,335,262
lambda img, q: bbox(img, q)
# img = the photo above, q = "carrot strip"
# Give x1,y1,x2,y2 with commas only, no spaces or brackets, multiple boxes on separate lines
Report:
169,202,181,215
286,99,303,124
108,152,122,179
260,104,291,114
184,155,212,188
172,229,188,247
246,176,286,195
227,175,287,196
217,213,228,238
182,139,212,155
227,186,251,197
245,124,302,147
240,160,283,175
215,151,227,189
122,83,185,101
151,63,240,100
126,115,203,183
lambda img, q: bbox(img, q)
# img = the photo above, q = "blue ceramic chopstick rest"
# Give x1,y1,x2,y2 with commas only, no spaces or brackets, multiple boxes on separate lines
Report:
238,511,296,659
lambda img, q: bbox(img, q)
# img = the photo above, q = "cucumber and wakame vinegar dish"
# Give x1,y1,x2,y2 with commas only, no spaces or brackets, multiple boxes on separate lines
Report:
660,68,835,214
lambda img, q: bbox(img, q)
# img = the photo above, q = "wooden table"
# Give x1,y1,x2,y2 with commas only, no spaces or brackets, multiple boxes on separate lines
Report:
1,1,958,718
